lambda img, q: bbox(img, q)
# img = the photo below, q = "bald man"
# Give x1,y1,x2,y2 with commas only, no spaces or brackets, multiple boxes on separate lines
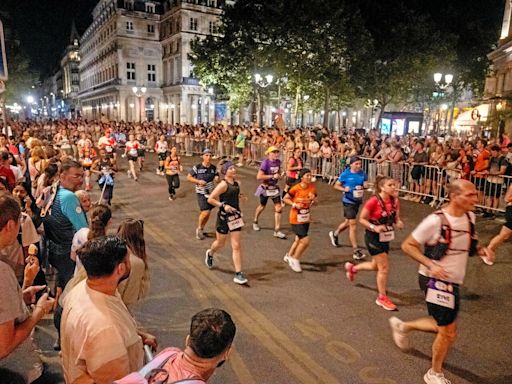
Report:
390,180,492,384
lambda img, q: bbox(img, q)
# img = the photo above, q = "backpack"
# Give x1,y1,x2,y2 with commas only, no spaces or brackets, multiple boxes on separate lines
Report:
113,348,206,384
36,181,60,218
424,210,478,261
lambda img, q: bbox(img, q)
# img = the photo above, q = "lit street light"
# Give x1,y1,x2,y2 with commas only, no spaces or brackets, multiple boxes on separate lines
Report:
253,73,274,127
132,86,147,122
433,72,455,135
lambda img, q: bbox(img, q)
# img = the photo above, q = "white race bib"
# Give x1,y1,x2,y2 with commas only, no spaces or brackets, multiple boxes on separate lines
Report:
106,146,113,152
129,149,138,157
379,230,395,242
227,214,244,230
297,208,310,223
353,189,364,199
265,187,279,197
425,280,455,309
83,157,92,166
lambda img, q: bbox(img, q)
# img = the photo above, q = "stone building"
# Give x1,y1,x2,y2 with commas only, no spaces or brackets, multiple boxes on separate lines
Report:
78,0,229,123
60,22,81,117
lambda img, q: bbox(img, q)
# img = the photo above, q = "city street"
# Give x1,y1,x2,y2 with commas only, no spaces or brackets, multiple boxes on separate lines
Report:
35,153,512,384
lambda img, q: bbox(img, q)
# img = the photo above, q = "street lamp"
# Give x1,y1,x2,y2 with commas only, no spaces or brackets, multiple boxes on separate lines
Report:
433,72,454,135
254,73,274,127
132,86,147,122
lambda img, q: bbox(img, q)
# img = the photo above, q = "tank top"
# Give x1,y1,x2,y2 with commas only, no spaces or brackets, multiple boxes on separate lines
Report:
220,181,240,211
287,157,303,179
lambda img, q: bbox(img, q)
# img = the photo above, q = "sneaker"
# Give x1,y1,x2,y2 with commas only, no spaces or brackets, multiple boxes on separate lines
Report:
352,249,366,260
196,228,205,240
329,230,339,247
127,170,132,178
344,262,356,282
168,196,174,201
273,230,287,239
424,369,451,384
233,271,248,285
376,294,397,311
283,253,290,263
481,255,494,266
388,316,410,351
205,249,214,269
236,162,243,167
287,256,302,272
252,222,260,231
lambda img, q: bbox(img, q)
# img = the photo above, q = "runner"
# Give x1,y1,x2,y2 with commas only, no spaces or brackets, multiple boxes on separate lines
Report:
91,149,117,205
164,146,182,201
205,160,248,285
155,134,168,176
282,168,317,272
344,175,404,310
124,134,141,181
97,128,117,159
484,183,512,264
283,147,303,196
389,179,492,384
328,156,368,260
136,133,146,171
253,146,286,239
78,138,96,191
187,148,219,240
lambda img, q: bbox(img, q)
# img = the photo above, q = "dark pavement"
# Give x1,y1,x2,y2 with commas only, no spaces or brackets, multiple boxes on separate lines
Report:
34,153,512,384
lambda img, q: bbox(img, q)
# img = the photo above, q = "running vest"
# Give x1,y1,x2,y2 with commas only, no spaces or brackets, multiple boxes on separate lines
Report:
424,210,478,260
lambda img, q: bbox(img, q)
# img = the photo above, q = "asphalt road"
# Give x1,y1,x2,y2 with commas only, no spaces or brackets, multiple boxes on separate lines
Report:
34,152,512,384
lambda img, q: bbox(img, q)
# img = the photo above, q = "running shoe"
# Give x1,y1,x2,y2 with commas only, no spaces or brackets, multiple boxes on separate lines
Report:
273,230,287,239
168,196,174,201
196,228,205,240
127,170,132,178
233,271,248,285
205,249,214,269
388,316,410,351
376,294,397,311
329,230,339,247
352,249,366,260
236,162,243,167
344,262,356,282
423,369,451,384
252,222,260,231
287,256,302,273
283,253,290,263
481,255,494,266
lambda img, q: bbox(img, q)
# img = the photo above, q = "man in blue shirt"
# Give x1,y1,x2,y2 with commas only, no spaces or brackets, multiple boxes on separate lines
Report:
329,156,368,260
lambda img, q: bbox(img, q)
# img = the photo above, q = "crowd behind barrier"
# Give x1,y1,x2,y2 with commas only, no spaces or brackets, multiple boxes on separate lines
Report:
2,119,512,216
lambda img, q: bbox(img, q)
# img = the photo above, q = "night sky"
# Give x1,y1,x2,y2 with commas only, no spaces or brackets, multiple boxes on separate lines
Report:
0,0,505,79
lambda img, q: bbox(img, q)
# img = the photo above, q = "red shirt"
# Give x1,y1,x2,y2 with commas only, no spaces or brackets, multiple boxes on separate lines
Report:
364,195,399,222
0,165,16,191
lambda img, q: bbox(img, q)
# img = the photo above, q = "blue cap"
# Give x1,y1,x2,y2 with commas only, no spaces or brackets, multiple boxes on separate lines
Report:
203,148,211,155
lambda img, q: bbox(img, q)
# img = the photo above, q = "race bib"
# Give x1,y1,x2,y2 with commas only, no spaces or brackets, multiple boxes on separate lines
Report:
106,146,113,152
129,149,138,157
227,213,244,230
353,189,364,199
297,208,311,223
83,157,92,166
265,186,279,197
425,279,455,309
379,230,395,242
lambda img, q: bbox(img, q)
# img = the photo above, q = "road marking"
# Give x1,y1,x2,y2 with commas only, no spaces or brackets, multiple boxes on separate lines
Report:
122,204,340,383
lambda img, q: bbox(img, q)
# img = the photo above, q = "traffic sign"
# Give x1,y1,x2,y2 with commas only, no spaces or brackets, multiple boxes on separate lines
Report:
0,20,8,81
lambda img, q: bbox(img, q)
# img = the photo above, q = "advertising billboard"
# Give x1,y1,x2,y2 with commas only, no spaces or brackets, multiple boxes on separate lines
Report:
0,20,7,81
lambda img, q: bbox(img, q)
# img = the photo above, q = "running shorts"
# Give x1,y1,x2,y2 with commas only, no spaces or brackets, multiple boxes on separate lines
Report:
343,202,360,220
419,274,460,326
197,193,214,211
292,223,310,239
364,230,390,256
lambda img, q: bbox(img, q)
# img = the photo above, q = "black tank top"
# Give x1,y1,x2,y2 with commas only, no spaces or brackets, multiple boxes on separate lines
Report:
220,180,240,211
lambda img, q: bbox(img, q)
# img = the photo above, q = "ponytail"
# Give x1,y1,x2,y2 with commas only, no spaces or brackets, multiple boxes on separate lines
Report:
375,174,392,194
87,204,112,240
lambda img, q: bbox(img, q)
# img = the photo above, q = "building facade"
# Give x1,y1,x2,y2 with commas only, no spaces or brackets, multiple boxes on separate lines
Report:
485,0,512,134
78,0,228,123
60,22,81,117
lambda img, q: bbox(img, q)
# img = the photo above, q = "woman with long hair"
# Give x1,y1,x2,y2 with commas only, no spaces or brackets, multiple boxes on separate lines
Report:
124,133,141,181
345,175,404,311
117,218,150,306
164,146,182,201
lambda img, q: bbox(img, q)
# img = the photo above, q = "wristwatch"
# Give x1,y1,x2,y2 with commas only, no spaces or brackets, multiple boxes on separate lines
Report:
370,224,376,231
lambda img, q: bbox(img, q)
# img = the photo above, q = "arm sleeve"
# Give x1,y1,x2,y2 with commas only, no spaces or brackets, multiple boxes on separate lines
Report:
60,192,88,231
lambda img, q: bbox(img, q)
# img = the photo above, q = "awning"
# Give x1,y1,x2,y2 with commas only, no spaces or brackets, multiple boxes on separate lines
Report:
454,104,490,129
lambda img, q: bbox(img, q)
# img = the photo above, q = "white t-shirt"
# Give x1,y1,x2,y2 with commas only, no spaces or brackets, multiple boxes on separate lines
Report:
71,227,90,274
61,280,143,383
412,210,475,285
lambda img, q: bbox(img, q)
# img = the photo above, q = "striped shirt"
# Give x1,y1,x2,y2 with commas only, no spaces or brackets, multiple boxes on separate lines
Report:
189,163,218,195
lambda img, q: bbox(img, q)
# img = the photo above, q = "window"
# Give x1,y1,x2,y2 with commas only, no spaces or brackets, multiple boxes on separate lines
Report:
147,64,156,82
189,18,198,31
147,24,155,33
126,21,134,31
208,21,216,34
207,0,217,7
127,62,136,81
146,3,155,13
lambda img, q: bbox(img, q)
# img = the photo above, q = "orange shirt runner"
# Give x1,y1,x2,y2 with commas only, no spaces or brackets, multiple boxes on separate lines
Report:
288,183,317,224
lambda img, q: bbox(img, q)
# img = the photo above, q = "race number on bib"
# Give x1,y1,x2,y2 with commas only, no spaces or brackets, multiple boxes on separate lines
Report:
227,214,244,230
297,208,310,223
106,146,113,152
129,149,138,157
265,187,279,197
353,189,364,199
425,279,455,309
379,230,395,242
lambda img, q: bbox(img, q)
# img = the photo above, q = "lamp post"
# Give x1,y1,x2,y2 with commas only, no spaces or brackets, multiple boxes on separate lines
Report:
170,103,175,125
254,73,273,127
132,86,146,123
433,72,454,135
